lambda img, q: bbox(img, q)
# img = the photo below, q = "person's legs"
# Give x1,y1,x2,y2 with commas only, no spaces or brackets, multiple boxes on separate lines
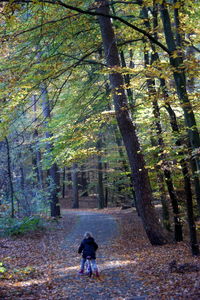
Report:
91,259,99,277
79,258,86,274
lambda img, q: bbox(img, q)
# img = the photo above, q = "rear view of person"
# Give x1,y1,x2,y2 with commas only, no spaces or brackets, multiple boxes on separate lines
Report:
78,232,99,277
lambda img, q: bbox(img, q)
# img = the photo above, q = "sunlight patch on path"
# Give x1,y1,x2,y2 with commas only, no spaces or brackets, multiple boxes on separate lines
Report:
1,278,47,288
54,259,137,276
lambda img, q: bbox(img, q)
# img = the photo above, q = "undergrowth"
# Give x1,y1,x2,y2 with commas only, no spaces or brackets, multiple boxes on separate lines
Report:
0,216,44,236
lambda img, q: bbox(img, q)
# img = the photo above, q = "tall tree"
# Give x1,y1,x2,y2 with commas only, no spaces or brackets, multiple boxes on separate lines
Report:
142,6,182,240
41,83,61,217
96,0,169,245
160,1,200,172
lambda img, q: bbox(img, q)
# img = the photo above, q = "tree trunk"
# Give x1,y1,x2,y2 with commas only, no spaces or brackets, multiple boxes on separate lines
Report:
161,82,199,254
41,83,60,217
80,165,88,197
5,137,14,218
150,137,171,231
32,95,43,188
142,4,198,250
190,158,200,213
114,126,137,208
49,163,60,216
140,5,181,236
19,156,31,216
72,163,79,208
104,161,108,207
160,2,200,172
62,167,66,199
164,169,183,241
185,41,200,213
173,0,200,215
107,82,137,208
143,44,182,241
120,50,135,110
152,98,182,240
97,137,105,209
181,161,199,255
96,0,169,245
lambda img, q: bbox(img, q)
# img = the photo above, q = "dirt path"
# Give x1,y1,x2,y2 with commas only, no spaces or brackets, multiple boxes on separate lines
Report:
63,211,118,243
55,210,147,300
1,209,200,299
0,209,148,300
62,210,121,274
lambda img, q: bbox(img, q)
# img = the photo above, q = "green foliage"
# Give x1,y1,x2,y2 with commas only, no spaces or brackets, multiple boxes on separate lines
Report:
0,0,199,219
0,262,6,273
0,263,37,280
0,216,44,236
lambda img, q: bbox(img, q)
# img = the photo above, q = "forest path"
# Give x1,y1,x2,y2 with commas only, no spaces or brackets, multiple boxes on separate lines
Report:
54,209,147,300
63,210,118,245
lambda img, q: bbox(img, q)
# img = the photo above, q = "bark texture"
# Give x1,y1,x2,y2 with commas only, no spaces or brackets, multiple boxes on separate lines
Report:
96,0,170,245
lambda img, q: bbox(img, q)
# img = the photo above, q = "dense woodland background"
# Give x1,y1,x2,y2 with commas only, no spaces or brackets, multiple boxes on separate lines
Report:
0,0,200,255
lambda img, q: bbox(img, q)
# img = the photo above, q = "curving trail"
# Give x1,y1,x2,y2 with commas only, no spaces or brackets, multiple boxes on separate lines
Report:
63,210,119,245
56,210,147,300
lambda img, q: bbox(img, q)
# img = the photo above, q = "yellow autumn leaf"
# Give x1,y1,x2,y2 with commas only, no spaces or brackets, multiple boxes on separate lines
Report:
174,2,181,9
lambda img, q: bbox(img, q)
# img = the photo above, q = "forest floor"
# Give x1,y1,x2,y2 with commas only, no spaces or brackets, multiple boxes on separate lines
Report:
0,208,200,299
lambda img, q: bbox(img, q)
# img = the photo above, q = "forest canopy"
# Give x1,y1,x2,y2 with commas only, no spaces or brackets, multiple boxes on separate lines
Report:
0,0,200,253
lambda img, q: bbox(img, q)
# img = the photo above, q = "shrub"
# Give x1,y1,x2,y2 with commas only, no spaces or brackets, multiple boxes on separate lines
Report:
0,216,44,236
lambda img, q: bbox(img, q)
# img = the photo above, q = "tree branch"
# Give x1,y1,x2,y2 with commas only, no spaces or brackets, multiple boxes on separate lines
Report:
109,1,140,4
11,14,79,39
192,45,200,53
0,0,171,55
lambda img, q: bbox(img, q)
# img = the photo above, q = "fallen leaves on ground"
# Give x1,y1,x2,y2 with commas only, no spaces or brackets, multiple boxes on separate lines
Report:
115,209,200,299
0,208,200,299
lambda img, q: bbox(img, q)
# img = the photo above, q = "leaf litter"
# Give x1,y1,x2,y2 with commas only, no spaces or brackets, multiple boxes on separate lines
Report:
0,208,199,299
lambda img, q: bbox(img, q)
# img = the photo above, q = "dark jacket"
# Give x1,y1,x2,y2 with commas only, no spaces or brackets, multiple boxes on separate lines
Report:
78,237,98,259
